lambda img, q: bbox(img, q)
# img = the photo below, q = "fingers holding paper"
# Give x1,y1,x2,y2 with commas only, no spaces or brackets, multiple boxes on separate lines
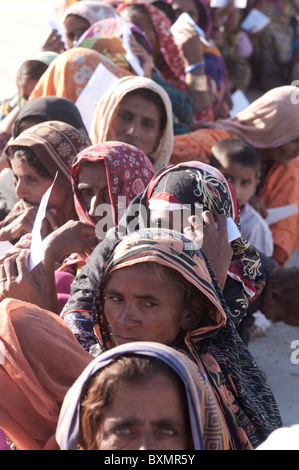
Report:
0,249,47,307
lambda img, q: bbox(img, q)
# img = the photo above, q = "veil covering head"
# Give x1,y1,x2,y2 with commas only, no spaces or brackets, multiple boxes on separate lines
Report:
62,0,118,28
120,161,265,324
71,141,155,227
206,86,299,148
56,341,232,450
29,48,131,104
90,227,281,449
89,75,174,171
7,120,88,197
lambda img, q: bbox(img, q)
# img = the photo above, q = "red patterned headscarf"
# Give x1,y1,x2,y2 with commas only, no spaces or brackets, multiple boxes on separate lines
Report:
71,141,155,227
117,1,187,91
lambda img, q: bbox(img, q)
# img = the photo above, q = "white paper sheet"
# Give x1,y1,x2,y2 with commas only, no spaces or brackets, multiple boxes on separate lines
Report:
47,0,67,48
171,12,212,46
229,89,250,116
75,64,119,132
226,216,241,242
121,19,144,76
213,217,240,242
210,0,247,8
241,8,271,33
28,173,57,271
266,204,299,226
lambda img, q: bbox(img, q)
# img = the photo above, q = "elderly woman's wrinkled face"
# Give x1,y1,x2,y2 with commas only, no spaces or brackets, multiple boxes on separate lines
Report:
104,262,192,345
106,94,163,161
77,161,110,223
95,374,191,450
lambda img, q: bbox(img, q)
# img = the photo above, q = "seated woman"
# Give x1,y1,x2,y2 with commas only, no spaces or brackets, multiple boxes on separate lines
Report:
170,0,232,117
117,1,231,121
207,0,253,94
62,161,264,349
0,142,155,314
56,342,231,450
0,96,90,229
28,47,132,105
47,141,155,312
12,96,90,142
0,121,88,244
170,0,212,37
170,85,299,265
62,0,118,49
76,16,195,132
129,161,264,315
0,229,281,450
89,75,173,171
249,0,299,90
84,228,281,449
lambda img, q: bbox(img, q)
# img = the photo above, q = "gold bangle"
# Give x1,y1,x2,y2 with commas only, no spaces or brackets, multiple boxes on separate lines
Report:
186,74,208,92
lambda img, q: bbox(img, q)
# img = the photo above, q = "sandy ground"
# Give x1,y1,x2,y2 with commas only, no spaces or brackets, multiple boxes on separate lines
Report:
0,0,299,430
249,250,299,427
0,0,51,101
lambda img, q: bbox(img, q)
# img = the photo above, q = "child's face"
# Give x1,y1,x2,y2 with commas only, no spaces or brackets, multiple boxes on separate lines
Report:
214,157,258,209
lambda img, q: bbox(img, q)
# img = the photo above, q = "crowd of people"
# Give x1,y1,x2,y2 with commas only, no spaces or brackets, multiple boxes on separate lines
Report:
0,0,299,451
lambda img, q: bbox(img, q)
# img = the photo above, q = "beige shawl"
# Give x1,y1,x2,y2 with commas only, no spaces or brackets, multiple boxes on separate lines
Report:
89,75,174,171
208,86,299,148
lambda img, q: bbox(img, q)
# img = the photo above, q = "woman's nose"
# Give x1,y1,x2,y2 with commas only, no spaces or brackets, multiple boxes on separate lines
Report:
117,302,138,328
88,194,100,218
126,120,139,137
137,430,156,451
15,179,28,200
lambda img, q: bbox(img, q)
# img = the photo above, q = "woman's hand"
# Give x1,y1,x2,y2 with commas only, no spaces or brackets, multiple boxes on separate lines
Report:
129,34,154,78
211,0,235,26
184,211,233,289
0,248,48,308
173,22,204,67
210,0,239,38
41,29,66,54
0,207,39,242
42,219,98,265
0,206,61,243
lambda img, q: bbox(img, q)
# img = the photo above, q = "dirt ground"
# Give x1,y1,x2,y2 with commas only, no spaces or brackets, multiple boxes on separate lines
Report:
1,0,299,429
249,250,299,427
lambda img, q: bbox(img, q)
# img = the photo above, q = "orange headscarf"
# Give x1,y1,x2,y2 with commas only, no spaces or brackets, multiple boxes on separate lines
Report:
29,47,131,103
0,299,93,450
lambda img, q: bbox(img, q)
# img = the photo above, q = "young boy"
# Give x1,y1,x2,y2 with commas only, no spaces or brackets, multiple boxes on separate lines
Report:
251,253,299,327
210,138,274,257
210,138,276,343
